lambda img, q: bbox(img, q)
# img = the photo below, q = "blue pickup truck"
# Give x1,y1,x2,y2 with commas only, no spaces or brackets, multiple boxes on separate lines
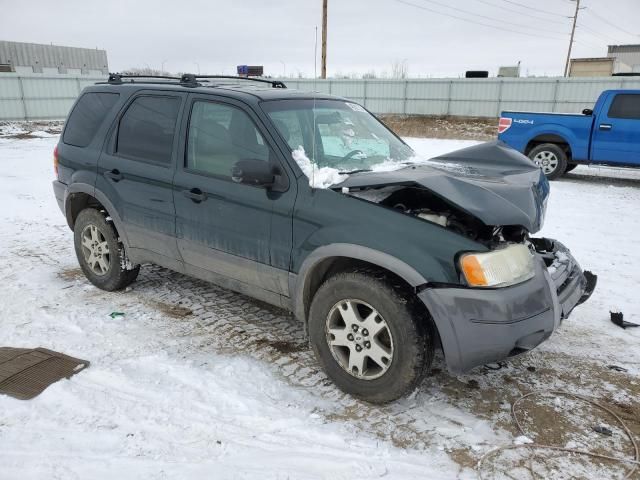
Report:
498,89,640,179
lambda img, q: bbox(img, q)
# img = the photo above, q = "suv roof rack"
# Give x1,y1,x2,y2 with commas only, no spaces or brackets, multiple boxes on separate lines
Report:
101,73,286,89
180,74,287,89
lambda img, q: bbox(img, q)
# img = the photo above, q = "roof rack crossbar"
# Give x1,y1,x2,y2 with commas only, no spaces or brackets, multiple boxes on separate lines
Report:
107,73,184,84
180,74,287,89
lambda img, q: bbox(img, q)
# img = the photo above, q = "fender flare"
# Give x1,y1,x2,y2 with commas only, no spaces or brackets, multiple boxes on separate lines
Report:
524,126,576,156
290,243,430,323
64,183,131,250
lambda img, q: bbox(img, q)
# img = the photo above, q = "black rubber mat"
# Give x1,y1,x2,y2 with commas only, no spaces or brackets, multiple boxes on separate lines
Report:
0,347,89,400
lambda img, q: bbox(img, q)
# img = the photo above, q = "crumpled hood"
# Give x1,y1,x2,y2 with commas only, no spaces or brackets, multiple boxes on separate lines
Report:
335,141,550,233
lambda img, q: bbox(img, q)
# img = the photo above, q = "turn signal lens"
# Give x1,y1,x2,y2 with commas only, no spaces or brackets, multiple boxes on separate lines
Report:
460,244,535,288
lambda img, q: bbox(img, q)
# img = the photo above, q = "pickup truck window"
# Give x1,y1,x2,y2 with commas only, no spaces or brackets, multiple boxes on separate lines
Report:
608,94,640,120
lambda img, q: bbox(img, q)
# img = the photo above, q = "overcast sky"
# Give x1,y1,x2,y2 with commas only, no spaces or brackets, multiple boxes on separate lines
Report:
2,0,639,77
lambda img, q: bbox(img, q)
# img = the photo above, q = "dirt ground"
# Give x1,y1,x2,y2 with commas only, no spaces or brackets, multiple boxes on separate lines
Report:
379,115,498,141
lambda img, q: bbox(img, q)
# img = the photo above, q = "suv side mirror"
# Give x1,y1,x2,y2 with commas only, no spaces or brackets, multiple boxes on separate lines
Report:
582,108,593,116
231,159,278,187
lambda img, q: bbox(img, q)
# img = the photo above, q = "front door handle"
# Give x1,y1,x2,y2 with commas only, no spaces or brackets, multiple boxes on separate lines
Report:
104,169,123,182
599,124,612,131
182,188,207,203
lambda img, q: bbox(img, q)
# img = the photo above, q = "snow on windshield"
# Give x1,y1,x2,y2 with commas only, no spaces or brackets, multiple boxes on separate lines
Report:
291,146,472,189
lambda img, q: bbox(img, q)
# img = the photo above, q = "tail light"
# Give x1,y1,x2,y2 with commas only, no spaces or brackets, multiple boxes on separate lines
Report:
498,117,512,134
53,145,59,178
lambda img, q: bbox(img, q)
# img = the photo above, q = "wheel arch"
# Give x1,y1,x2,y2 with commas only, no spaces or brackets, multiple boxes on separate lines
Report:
524,133,573,160
291,244,430,326
65,184,131,249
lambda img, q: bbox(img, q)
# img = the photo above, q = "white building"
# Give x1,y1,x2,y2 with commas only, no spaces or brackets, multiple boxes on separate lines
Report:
607,44,640,73
0,41,108,75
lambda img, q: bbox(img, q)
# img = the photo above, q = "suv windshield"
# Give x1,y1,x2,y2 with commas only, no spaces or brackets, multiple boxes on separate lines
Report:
262,99,415,177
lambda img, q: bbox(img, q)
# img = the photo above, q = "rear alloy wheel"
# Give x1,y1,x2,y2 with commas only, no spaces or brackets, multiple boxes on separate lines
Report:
74,208,140,291
309,270,434,404
528,143,568,180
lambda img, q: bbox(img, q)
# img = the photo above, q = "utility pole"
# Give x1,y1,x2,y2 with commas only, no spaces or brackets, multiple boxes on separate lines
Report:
321,0,328,79
564,0,581,77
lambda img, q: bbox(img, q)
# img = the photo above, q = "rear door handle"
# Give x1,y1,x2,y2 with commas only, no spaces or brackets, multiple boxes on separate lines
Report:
104,169,123,182
599,124,612,131
182,188,207,203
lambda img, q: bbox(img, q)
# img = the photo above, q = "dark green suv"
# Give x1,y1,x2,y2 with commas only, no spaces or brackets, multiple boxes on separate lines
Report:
53,74,596,403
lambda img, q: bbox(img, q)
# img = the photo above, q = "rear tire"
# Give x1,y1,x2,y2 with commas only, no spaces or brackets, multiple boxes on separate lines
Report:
309,270,434,404
528,143,568,180
73,208,140,291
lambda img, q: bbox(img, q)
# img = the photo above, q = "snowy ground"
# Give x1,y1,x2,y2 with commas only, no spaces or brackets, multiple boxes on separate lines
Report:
0,133,638,479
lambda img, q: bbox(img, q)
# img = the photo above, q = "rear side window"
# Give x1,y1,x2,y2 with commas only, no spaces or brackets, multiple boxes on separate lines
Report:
63,92,119,147
116,95,180,164
608,94,640,120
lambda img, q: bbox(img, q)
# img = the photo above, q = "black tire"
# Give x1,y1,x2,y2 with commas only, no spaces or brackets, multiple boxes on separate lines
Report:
309,270,434,404
527,143,568,180
565,163,578,173
73,208,140,291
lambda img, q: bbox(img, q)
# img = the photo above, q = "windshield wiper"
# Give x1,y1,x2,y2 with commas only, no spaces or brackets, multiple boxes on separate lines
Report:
338,169,372,175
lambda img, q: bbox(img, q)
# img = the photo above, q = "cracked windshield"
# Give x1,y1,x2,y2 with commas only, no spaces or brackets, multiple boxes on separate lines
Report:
264,99,415,173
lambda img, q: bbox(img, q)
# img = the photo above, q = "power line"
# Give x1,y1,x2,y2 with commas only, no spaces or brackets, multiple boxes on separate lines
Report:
416,0,569,36
472,0,571,26
392,0,566,40
578,23,623,44
584,8,638,40
496,0,571,18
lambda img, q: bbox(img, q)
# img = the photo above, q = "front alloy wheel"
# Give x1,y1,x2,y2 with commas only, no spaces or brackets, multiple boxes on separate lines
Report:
309,270,434,404
326,299,394,380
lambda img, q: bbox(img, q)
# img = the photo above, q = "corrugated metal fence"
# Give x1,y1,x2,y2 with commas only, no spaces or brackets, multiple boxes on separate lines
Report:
286,77,640,117
0,74,105,121
2,74,640,122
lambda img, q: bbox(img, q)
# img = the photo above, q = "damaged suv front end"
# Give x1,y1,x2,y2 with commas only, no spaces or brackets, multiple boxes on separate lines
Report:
265,98,596,376
334,141,596,373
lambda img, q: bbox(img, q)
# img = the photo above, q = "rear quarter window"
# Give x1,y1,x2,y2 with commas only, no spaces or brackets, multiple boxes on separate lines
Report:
608,94,640,120
63,92,120,147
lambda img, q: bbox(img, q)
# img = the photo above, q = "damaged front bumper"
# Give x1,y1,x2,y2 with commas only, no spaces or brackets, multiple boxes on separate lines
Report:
418,238,596,374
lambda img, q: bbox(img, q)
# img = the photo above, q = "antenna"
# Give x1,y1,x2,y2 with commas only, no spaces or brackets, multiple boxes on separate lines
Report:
312,26,318,189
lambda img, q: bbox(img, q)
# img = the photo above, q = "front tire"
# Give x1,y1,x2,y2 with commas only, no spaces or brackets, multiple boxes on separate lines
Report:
309,270,434,404
73,208,140,291
528,143,568,180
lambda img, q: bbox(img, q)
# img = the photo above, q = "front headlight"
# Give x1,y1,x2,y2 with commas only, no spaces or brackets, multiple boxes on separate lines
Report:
460,244,535,288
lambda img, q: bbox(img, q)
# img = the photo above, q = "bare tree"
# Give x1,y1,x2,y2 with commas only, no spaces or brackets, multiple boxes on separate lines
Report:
390,59,408,79
120,67,172,76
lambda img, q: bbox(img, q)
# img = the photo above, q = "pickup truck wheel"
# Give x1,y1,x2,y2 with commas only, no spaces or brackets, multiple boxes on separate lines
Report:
528,143,567,180
309,271,433,404
73,208,140,291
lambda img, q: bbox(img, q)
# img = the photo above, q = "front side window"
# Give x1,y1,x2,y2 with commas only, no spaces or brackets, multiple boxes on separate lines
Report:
186,101,270,178
63,92,120,147
116,95,180,164
608,94,640,120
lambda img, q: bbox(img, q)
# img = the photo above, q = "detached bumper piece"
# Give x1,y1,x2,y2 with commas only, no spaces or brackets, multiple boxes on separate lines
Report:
419,237,595,374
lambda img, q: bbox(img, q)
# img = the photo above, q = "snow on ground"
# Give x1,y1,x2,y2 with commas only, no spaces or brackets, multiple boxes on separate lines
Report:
0,135,639,479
